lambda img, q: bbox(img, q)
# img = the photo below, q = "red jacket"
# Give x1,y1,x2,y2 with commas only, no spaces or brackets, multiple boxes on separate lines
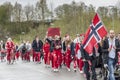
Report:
6,41,14,50
43,43,50,53
75,43,80,54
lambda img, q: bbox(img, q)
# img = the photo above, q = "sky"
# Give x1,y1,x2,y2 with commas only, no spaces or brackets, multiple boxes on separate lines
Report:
0,0,119,10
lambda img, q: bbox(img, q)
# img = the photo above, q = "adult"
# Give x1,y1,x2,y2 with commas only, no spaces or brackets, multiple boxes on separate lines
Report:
43,39,50,67
53,35,62,72
32,36,43,64
102,30,120,80
5,38,15,64
0,40,6,62
26,41,32,62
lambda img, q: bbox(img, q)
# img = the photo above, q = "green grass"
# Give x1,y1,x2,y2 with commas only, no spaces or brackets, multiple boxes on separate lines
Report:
14,18,120,43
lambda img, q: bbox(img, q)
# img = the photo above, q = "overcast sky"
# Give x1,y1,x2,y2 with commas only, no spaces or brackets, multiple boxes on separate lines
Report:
0,0,119,10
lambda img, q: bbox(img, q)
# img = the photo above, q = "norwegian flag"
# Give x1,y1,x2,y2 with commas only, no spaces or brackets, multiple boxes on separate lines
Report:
82,13,107,55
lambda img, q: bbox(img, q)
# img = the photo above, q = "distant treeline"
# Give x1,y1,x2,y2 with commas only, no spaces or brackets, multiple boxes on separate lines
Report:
0,1,120,40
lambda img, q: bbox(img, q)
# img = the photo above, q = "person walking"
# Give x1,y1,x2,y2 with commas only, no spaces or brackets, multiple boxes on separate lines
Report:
102,30,120,80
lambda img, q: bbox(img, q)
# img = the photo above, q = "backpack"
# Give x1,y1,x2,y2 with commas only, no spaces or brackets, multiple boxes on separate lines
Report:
22,44,27,54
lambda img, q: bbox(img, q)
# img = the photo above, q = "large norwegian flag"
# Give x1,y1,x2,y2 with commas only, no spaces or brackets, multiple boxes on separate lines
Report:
82,13,107,55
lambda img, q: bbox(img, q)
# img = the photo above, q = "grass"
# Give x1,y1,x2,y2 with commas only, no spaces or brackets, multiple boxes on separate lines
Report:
14,17,120,43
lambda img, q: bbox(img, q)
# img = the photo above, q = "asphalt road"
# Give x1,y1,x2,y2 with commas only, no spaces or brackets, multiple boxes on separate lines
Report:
0,59,86,80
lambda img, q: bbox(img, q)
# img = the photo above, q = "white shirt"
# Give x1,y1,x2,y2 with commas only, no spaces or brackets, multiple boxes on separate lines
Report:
74,37,80,43
108,38,116,59
26,43,32,52
77,49,82,59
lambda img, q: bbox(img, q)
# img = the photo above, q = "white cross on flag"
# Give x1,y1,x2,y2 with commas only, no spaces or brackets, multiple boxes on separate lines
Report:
82,13,107,55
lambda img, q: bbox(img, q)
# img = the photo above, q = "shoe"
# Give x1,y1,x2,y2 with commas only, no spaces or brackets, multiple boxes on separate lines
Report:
39,62,41,64
53,69,56,72
56,69,59,72
74,69,77,72
80,71,83,73
67,68,71,71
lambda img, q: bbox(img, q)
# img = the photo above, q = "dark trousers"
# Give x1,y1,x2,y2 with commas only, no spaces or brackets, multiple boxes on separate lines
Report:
84,59,97,80
84,61,90,80
91,59,97,80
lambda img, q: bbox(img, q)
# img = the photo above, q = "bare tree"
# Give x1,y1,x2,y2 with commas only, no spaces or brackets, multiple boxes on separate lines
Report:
24,4,34,21
34,1,42,21
13,2,22,22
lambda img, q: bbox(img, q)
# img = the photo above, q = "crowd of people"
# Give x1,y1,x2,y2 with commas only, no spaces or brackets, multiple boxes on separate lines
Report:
0,30,120,80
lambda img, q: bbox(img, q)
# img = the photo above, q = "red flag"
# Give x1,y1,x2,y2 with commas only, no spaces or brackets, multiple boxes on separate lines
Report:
82,13,107,55
47,28,60,37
